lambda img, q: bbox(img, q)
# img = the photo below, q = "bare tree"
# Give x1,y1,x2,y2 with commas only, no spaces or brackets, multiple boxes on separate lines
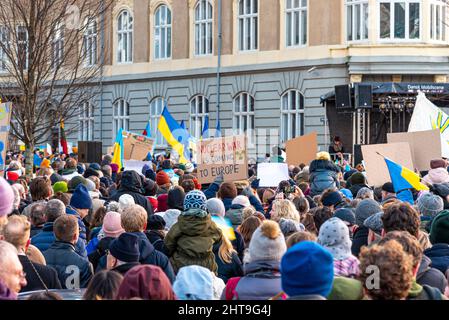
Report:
0,0,112,176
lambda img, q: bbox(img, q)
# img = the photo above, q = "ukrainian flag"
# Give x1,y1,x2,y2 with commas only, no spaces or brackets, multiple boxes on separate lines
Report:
201,115,209,139
212,216,236,241
384,157,429,192
112,128,124,170
158,107,190,164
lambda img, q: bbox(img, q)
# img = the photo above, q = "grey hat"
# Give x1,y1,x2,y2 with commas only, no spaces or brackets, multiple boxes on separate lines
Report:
248,221,287,263
318,217,352,261
279,218,305,237
355,199,382,226
417,193,444,218
206,198,226,217
363,211,384,235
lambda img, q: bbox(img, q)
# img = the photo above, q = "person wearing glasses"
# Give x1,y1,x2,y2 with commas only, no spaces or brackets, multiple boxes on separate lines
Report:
0,240,27,299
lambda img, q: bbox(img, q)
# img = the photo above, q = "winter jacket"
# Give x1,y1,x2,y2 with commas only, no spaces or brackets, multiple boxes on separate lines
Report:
87,237,115,271
424,243,449,274
225,204,245,228
222,198,233,212
112,262,141,276
30,226,44,238
31,222,88,258
417,255,448,293
407,280,445,300
222,260,283,300
110,170,154,217
60,168,81,181
351,226,369,257
204,182,220,199
422,168,449,186
232,231,246,263
349,184,370,199
164,214,223,274
43,241,94,289
145,230,166,253
131,231,175,283
213,241,244,283
19,255,62,293
309,159,340,196
66,206,88,243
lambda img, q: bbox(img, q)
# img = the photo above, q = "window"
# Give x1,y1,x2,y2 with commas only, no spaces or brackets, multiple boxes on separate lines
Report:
154,5,172,59
190,96,209,138
195,0,213,56
286,0,307,47
238,0,258,51
52,23,64,69
17,26,28,70
379,0,420,40
233,93,255,141
346,0,369,41
0,26,9,72
150,97,166,146
79,102,94,141
430,0,446,41
113,99,130,136
281,90,305,142
83,19,97,66
117,10,133,63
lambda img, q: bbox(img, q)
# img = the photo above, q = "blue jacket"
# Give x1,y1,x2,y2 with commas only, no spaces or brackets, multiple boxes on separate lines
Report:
66,206,87,243
309,159,340,196
31,222,88,258
424,244,449,274
204,182,220,199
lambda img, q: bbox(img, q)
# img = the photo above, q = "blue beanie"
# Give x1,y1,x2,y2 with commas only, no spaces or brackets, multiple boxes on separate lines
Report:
184,190,207,211
145,168,156,181
109,233,140,263
340,188,353,200
69,184,93,209
281,241,334,298
322,191,343,207
89,163,101,171
77,164,85,175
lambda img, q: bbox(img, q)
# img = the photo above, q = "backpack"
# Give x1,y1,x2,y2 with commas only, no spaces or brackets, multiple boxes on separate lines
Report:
225,277,241,300
412,285,442,300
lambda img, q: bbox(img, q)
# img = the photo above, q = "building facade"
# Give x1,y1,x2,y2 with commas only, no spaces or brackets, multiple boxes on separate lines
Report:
68,0,449,157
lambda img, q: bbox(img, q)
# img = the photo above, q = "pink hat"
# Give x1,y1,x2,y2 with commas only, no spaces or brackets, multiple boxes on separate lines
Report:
103,211,125,238
0,177,14,217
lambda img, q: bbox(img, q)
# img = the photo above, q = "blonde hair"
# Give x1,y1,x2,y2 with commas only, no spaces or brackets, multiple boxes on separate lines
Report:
242,206,256,221
316,151,331,161
121,204,147,232
3,215,31,249
271,199,300,223
262,189,275,204
218,233,236,264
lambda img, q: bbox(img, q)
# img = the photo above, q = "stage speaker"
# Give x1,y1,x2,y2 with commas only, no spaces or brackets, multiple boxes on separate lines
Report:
355,84,373,109
353,144,363,167
335,85,352,109
78,141,102,164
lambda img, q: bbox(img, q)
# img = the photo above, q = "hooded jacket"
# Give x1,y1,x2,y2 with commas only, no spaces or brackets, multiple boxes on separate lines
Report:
416,255,448,293
422,168,449,186
424,243,449,274
110,171,154,217
351,226,369,257
225,204,245,228
309,159,340,196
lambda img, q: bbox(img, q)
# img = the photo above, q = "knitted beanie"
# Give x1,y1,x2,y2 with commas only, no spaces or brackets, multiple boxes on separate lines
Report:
184,162,194,173
102,211,125,238
430,210,449,244
156,171,170,186
322,191,343,207
318,217,352,260
40,158,51,169
0,177,14,217
355,199,382,226
68,176,88,192
363,211,384,235
232,195,251,208
206,198,226,217
333,208,356,226
417,193,444,218
184,190,207,211
248,220,287,263
430,159,447,169
279,218,305,237
53,181,68,194
110,163,119,173
109,233,140,262
69,184,93,209
350,172,366,185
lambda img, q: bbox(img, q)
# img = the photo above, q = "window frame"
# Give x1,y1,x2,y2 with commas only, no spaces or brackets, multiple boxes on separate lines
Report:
150,97,167,147
285,0,308,48
233,92,255,142
79,102,95,141
117,9,133,64
345,0,370,43
194,0,214,56
113,99,130,138
0,26,10,73
189,95,210,139
83,18,98,67
51,23,65,69
238,0,259,52
280,89,305,143
430,0,447,42
154,5,172,60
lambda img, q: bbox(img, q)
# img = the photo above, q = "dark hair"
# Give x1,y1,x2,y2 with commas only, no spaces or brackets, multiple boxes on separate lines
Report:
30,203,46,226
218,182,237,199
167,186,185,210
382,202,420,238
27,292,63,300
180,179,195,194
286,231,317,248
378,231,423,267
292,196,309,215
51,192,70,206
237,216,262,247
143,180,158,197
83,270,124,300
90,206,107,229
312,207,333,231
29,176,52,201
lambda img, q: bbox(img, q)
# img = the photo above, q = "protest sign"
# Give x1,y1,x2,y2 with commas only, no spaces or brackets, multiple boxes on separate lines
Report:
387,129,441,172
361,142,414,187
285,132,318,166
124,160,153,174
258,163,290,187
196,135,247,184
0,102,12,169
123,131,155,161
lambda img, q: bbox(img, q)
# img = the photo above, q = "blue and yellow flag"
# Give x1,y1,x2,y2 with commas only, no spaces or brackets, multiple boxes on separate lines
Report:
212,216,236,241
201,115,209,139
112,128,124,170
384,157,429,192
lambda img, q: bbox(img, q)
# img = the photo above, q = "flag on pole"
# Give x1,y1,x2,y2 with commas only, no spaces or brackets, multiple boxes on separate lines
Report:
409,92,449,158
383,156,429,192
60,121,68,154
143,120,151,138
215,119,221,137
158,106,190,164
201,115,209,139
112,128,124,170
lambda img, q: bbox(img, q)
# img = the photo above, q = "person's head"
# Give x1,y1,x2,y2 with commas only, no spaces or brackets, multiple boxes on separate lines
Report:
262,188,275,204
3,215,31,252
0,240,26,294
429,210,449,245
167,186,185,211
206,198,226,217
292,196,309,216
83,270,124,300
68,176,88,193
382,202,420,238
0,177,14,229
88,176,101,191
45,199,66,223
180,179,195,194
271,199,300,223
148,214,166,231
53,215,79,244
381,182,396,200
183,190,207,212
333,208,356,227
320,189,343,210
69,184,92,218
248,220,287,263
101,165,112,178
316,151,331,161
358,240,414,300
103,211,125,238
156,171,171,188
27,291,63,300
121,204,147,232
143,179,158,197
30,203,47,227
279,218,304,238
218,182,237,200
417,192,444,218
107,233,140,269
116,265,176,300
118,194,135,213
173,265,214,300
312,206,333,231
65,158,77,170
36,167,52,177
318,217,352,260
11,183,25,200
356,187,374,200
281,241,334,298
238,215,263,246
29,176,52,201
355,199,382,226
378,231,422,272
364,211,384,245
286,231,317,248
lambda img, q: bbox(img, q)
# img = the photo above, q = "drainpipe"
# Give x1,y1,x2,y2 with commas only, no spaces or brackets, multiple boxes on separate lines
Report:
99,0,105,144
216,0,222,132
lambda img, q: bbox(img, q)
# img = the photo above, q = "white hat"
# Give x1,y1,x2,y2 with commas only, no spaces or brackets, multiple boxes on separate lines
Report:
184,162,194,173
232,195,251,208
118,194,135,212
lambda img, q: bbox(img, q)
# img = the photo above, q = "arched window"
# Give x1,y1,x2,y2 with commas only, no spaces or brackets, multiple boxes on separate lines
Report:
79,102,94,141
150,97,166,146
117,10,133,63
286,0,307,46
195,0,213,56
83,18,97,66
113,99,130,136
154,5,172,59
233,92,255,140
190,95,209,138
238,0,258,51
281,90,304,142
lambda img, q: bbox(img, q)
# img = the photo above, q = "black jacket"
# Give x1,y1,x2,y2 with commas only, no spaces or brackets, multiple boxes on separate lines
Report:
110,171,154,217
351,226,369,257
424,243,449,274
213,242,244,283
19,255,62,293
145,230,166,254
87,237,115,271
232,231,245,263
112,262,141,276
417,255,448,294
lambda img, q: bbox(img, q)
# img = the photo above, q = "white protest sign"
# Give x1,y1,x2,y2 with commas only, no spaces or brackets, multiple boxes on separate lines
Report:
124,160,153,175
258,163,290,187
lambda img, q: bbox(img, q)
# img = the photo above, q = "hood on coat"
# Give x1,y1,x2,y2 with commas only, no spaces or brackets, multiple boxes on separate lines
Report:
309,159,340,174
119,171,144,194
417,255,432,276
177,214,212,236
131,232,155,261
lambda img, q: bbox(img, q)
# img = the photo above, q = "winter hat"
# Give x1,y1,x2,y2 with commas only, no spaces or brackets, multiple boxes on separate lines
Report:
167,188,185,211
432,183,449,198
382,182,395,194
173,266,214,300
161,160,173,170
417,193,444,218
84,167,100,178
118,194,135,212
355,199,382,226
89,163,101,171
6,171,19,182
69,184,93,209
279,218,305,236
340,188,353,200
145,168,156,181
206,198,226,217
0,177,14,217
156,171,170,186
316,151,331,161
344,169,357,182
184,162,194,173
102,211,125,238
68,176,88,192
363,211,384,235
77,164,85,175
322,191,343,207
349,172,366,185
318,217,352,260
333,208,356,226
281,241,334,298
232,195,251,208
178,164,186,171
157,194,169,212
85,179,96,192
430,210,449,244
109,232,140,262
53,181,68,194
184,190,207,211
50,173,63,185
248,220,287,263
148,215,166,231
40,158,51,169
110,163,119,173
430,159,447,169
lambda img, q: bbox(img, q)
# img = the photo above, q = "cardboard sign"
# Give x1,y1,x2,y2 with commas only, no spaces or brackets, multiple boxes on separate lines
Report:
123,131,155,161
0,103,12,169
285,132,318,166
196,135,247,184
361,142,414,187
387,129,441,172
258,163,290,187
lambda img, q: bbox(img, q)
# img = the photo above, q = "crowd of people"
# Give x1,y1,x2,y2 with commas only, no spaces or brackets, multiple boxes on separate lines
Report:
1,147,449,300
